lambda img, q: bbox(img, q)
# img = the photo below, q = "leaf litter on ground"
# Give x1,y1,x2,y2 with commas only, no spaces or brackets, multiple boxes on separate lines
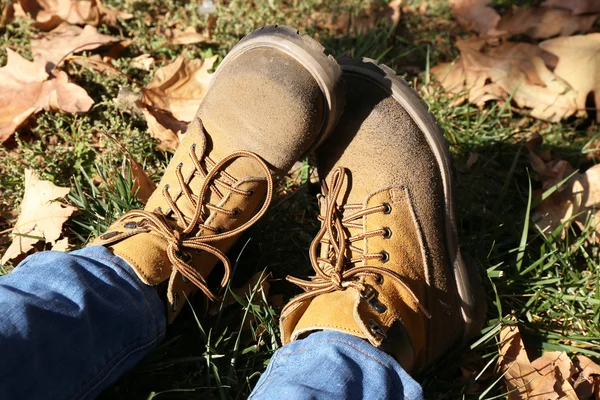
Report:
15,0,132,30
31,23,120,72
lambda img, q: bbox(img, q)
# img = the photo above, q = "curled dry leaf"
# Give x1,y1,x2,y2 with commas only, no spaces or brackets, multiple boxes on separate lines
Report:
139,106,187,151
542,0,600,15
31,23,119,72
449,0,505,36
498,325,577,399
432,39,580,122
540,33,600,121
533,163,600,241
309,0,402,36
18,0,132,30
498,6,599,39
1,169,77,264
0,49,94,142
142,54,218,123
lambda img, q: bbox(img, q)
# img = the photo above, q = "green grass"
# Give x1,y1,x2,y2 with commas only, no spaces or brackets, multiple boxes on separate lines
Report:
2,0,600,398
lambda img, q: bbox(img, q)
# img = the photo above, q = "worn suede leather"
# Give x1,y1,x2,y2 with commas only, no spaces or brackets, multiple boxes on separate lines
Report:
280,70,464,374
93,31,343,322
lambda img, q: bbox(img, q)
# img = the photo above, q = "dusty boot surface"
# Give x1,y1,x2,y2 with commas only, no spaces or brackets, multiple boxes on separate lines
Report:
280,58,486,374
93,25,345,321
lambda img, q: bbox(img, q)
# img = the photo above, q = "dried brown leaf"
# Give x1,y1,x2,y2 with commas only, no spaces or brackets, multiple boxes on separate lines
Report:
51,237,69,251
540,33,600,121
139,106,187,151
31,23,119,72
432,40,581,122
0,49,94,142
165,26,218,45
542,0,600,15
142,54,217,122
18,0,132,30
498,6,598,39
1,169,76,264
309,0,402,36
499,325,561,399
450,0,505,36
533,164,600,240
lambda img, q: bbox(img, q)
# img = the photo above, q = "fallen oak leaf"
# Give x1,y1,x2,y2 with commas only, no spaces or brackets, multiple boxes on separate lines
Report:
542,0,600,15
31,23,120,72
498,6,599,39
533,164,600,240
449,0,505,36
1,169,76,264
164,26,218,45
139,105,187,151
18,0,132,30
141,54,218,122
432,40,580,122
308,0,402,36
574,355,600,398
0,49,94,142
540,33,600,121
498,325,570,399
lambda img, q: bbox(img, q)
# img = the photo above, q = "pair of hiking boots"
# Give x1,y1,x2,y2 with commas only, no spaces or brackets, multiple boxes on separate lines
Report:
94,25,485,375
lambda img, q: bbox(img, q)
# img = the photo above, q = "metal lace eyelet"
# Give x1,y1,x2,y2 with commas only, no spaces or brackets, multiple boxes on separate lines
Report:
191,143,197,151
247,190,255,197
232,208,241,217
370,299,388,314
379,250,390,263
215,227,224,234
172,293,179,312
100,231,120,240
382,227,392,239
368,319,387,339
375,274,384,285
177,162,183,170
360,284,377,300
124,222,138,229
382,202,392,214
164,184,170,191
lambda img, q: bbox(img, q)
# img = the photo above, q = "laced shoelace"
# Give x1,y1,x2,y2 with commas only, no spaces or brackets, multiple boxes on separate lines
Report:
285,167,430,317
118,149,274,302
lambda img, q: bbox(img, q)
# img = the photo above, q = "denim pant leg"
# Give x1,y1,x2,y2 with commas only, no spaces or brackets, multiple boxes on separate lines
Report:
249,330,424,400
0,246,166,400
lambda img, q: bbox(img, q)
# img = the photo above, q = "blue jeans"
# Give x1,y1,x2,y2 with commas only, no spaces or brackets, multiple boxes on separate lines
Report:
0,247,423,399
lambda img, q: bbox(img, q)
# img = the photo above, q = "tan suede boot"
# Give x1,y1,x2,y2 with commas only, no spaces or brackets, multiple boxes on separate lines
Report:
93,25,345,321
280,58,485,374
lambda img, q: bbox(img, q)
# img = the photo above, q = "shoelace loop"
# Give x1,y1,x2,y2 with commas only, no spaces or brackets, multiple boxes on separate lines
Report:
286,166,430,318
120,150,274,302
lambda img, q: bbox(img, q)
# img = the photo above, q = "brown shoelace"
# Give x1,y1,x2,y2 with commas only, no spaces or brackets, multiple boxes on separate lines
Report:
118,149,274,302
285,166,430,317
